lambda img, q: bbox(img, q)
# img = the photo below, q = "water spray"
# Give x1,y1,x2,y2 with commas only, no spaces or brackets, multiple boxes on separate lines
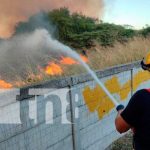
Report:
43,29,120,107
66,50,120,107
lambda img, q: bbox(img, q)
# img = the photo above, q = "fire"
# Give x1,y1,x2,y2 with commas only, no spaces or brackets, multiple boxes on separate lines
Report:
0,80,13,89
80,55,88,63
45,62,63,75
60,57,77,65
44,55,89,76
60,55,88,65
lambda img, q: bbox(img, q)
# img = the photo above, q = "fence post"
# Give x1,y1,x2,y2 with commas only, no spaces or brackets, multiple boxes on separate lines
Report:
131,69,134,97
69,77,81,150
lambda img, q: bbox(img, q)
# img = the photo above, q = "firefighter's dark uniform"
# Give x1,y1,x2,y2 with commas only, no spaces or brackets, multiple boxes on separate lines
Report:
121,89,150,150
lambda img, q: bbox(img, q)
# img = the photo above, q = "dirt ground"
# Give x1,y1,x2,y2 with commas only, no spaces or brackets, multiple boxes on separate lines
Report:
107,133,133,150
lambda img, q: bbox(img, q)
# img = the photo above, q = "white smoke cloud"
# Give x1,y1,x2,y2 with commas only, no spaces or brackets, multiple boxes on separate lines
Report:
0,28,76,80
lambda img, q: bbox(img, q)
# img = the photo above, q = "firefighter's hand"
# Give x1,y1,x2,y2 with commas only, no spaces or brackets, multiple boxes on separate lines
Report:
116,104,124,112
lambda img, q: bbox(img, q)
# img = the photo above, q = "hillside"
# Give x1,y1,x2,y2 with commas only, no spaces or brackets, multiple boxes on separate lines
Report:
16,8,150,49
47,8,150,49
1,8,150,87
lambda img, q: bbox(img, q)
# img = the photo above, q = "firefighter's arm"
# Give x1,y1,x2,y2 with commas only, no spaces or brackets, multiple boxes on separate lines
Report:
115,105,131,134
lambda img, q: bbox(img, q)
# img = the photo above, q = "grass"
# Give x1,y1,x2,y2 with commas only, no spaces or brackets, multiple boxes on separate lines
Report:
2,37,150,88
88,37,149,70
107,132,133,150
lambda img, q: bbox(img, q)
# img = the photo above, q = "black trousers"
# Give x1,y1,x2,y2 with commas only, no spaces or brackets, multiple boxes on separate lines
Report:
133,136,148,150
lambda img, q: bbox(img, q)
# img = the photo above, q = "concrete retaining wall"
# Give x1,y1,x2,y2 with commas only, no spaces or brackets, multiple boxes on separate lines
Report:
0,61,150,150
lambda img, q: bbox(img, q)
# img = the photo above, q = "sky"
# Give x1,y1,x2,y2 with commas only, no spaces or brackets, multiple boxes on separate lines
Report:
103,0,150,29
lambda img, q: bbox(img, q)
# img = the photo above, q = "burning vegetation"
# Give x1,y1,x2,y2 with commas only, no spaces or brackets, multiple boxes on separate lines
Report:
0,54,88,89
0,6,150,89
44,55,88,76
0,80,13,89
45,63,63,76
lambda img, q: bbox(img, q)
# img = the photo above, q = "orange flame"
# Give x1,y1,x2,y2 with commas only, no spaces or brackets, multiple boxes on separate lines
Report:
45,62,63,75
0,80,13,89
44,55,89,76
60,55,88,65
80,55,88,63
60,57,77,65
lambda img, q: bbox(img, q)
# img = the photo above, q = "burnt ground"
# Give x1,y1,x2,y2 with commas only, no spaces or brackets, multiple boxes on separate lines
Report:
107,132,133,150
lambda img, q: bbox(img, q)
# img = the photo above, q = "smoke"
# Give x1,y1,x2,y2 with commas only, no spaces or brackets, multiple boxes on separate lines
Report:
0,0,104,39
15,12,56,36
0,29,78,81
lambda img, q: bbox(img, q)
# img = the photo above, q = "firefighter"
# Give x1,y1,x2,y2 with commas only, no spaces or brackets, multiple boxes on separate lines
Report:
115,53,150,150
